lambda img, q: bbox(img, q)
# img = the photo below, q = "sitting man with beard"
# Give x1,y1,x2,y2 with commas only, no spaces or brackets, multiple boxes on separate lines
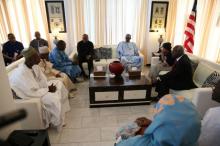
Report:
9,47,70,130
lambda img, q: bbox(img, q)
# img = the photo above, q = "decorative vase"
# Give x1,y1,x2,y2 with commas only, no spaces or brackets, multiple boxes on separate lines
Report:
109,61,124,77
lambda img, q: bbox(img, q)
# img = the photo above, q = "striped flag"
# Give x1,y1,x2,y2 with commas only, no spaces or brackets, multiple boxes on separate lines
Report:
184,0,197,53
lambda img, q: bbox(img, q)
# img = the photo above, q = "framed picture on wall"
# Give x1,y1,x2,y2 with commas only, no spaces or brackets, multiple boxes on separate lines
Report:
150,1,169,32
45,1,66,33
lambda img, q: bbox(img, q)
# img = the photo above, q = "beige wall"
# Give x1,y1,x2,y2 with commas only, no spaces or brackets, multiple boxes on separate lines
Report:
0,52,20,139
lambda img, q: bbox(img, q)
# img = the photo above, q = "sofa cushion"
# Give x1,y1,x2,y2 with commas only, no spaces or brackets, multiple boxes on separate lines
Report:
99,47,112,59
93,48,102,60
202,71,220,88
190,59,199,74
212,80,220,103
93,47,112,60
193,63,218,87
170,89,195,101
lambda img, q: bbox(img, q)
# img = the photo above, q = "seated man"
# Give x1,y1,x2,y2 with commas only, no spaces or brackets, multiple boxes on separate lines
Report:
155,45,195,99
77,34,94,78
149,42,175,82
38,46,77,98
116,94,201,146
2,33,24,65
49,40,81,83
30,31,48,52
117,34,143,71
9,47,70,129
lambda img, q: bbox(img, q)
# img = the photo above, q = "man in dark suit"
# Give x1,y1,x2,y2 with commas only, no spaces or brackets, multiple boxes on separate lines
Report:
77,34,94,78
2,33,24,65
155,45,195,99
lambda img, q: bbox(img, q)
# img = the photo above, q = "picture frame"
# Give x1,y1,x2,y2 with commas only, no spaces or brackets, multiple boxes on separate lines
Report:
150,1,169,32
45,1,66,33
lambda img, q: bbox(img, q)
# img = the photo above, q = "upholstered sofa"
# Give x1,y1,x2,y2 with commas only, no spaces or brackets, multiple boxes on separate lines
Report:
69,45,145,72
151,53,220,117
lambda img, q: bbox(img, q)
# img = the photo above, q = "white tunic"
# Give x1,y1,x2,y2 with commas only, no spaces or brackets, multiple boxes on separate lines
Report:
199,107,220,146
9,64,70,129
117,41,143,70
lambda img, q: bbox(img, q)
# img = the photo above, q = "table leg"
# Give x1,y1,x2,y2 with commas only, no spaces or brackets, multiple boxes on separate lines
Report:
146,86,152,101
118,90,124,101
89,88,95,104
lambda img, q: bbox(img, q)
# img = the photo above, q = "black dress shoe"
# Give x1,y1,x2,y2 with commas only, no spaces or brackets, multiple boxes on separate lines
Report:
83,74,89,79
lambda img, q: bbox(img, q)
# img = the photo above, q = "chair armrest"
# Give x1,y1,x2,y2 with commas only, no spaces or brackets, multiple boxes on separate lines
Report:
139,51,144,58
192,88,220,118
151,56,160,66
138,51,145,69
14,98,45,129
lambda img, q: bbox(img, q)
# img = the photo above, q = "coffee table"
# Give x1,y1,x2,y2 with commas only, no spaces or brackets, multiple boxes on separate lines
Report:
89,74,152,107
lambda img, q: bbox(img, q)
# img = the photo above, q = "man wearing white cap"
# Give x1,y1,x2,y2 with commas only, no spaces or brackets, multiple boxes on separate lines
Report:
38,46,77,98
9,47,70,130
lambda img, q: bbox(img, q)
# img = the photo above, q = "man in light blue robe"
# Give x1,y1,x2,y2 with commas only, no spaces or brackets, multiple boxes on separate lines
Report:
49,40,81,82
117,34,143,71
116,94,201,146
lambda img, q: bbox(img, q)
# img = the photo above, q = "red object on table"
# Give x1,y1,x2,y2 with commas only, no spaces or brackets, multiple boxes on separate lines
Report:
109,61,124,77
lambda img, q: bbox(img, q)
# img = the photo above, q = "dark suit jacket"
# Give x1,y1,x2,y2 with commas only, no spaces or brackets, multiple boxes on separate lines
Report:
160,54,195,90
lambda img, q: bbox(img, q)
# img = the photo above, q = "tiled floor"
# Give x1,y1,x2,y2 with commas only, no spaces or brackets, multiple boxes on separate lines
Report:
49,67,156,146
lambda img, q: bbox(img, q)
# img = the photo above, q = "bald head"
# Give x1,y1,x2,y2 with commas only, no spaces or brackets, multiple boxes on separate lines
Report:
172,45,184,59
82,34,89,42
35,31,41,40
125,34,131,42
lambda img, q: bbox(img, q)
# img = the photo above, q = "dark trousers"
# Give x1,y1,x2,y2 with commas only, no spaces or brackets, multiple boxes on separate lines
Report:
78,57,93,75
155,79,170,98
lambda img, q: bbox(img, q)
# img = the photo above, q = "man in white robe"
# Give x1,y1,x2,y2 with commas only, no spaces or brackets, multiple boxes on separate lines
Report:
117,34,143,71
9,47,70,130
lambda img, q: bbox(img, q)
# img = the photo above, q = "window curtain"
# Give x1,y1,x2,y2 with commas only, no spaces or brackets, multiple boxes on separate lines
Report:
165,0,177,44
0,0,49,48
0,0,11,45
170,0,220,63
65,0,149,63
201,0,220,62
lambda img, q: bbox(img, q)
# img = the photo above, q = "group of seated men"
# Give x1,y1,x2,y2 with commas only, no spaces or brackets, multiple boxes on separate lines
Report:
2,31,143,128
3,31,196,100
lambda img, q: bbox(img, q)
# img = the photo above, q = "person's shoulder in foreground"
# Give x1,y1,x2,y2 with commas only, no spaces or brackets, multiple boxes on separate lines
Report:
199,106,220,146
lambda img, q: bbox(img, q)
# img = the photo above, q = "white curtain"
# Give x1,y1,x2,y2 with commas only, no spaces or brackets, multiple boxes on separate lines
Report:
0,0,49,48
173,0,220,63
65,0,149,63
203,0,220,62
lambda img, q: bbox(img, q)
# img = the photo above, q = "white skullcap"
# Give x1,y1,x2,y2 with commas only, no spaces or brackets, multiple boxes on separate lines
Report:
39,46,49,54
